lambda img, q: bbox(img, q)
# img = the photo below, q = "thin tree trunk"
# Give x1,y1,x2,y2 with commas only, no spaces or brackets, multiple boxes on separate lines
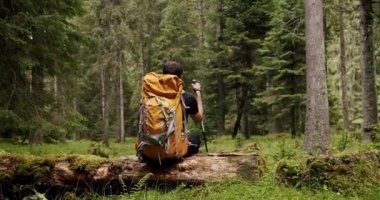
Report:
73,97,78,140
339,0,350,131
197,0,205,48
101,68,105,121
242,109,249,139
290,105,297,138
359,0,377,141
216,74,225,134
216,0,225,135
54,76,58,101
216,0,222,43
290,72,297,137
232,86,248,138
118,50,125,143
31,65,45,144
101,66,109,146
303,0,330,155
272,105,283,133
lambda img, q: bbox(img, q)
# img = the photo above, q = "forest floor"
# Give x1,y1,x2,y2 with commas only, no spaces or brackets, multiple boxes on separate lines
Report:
1,133,379,199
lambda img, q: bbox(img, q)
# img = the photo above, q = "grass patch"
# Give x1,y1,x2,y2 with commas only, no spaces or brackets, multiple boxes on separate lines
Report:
0,138,136,158
1,132,379,199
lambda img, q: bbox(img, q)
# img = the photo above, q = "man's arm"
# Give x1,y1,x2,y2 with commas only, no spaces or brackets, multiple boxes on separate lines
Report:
191,81,204,123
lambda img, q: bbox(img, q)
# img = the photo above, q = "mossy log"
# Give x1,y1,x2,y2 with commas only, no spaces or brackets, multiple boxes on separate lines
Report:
276,150,380,193
0,151,265,197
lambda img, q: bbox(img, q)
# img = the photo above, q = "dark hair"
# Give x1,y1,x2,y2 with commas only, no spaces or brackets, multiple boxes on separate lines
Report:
163,61,183,77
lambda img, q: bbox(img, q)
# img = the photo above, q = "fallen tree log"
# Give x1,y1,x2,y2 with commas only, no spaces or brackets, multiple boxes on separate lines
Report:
0,151,265,198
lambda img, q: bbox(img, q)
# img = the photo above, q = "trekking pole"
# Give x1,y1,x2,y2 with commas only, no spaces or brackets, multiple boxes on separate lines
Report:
201,121,208,152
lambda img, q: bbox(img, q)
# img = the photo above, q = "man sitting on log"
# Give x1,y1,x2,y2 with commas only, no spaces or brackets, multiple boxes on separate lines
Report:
136,61,204,164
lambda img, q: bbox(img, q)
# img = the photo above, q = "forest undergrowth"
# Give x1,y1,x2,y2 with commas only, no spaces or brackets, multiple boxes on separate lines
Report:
1,133,380,200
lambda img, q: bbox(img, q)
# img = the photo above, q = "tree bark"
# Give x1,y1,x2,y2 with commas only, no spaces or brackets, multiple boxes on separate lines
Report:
359,0,377,141
216,0,223,43
54,76,58,101
338,0,350,131
118,50,125,143
290,105,297,138
30,65,45,144
0,152,264,197
242,111,249,139
216,73,225,134
215,0,225,135
232,86,249,138
101,66,110,146
197,0,205,48
73,97,78,140
290,73,297,137
303,0,330,155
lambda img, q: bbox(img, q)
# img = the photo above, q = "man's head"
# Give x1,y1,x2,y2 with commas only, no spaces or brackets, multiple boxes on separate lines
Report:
163,61,183,78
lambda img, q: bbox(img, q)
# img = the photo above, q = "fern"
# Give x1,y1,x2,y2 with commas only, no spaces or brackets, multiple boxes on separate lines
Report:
129,173,153,199
118,175,128,193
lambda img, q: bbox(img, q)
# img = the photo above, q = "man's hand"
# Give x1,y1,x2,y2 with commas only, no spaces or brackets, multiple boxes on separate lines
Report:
190,79,204,122
191,79,201,92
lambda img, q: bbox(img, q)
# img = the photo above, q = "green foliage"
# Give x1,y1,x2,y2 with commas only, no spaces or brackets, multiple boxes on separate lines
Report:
129,173,153,199
254,0,305,135
67,154,106,174
371,124,380,149
151,0,198,78
0,0,88,143
88,142,110,158
1,133,380,199
0,138,136,158
273,135,297,161
22,189,48,200
277,150,380,195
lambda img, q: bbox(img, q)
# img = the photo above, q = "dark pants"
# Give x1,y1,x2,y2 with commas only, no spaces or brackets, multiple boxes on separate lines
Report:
185,134,200,157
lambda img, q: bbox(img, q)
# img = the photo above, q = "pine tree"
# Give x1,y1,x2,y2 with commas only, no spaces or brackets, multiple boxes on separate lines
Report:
0,0,85,143
255,0,305,136
221,0,270,138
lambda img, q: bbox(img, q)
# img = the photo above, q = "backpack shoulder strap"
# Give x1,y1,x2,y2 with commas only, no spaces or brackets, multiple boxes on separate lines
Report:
181,95,190,137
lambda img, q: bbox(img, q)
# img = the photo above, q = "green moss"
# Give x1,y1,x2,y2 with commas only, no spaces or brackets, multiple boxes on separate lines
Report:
6,154,56,184
277,150,380,195
0,169,14,182
67,154,106,175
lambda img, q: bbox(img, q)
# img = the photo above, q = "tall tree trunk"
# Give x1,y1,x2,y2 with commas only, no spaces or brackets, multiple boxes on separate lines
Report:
290,105,297,138
338,0,350,131
272,105,283,133
232,86,248,138
140,44,146,76
216,0,225,135
101,68,105,121
118,50,125,143
197,0,205,48
54,76,58,101
216,74,225,134
242,106,249,139
359,0,377,141
31,65,45,144
73,97,78,140
290,73,297,138
303,0,330,155
101,66,109,146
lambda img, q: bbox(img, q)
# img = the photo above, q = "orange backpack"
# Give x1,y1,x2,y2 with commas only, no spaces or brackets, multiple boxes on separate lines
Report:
136,72,189,161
